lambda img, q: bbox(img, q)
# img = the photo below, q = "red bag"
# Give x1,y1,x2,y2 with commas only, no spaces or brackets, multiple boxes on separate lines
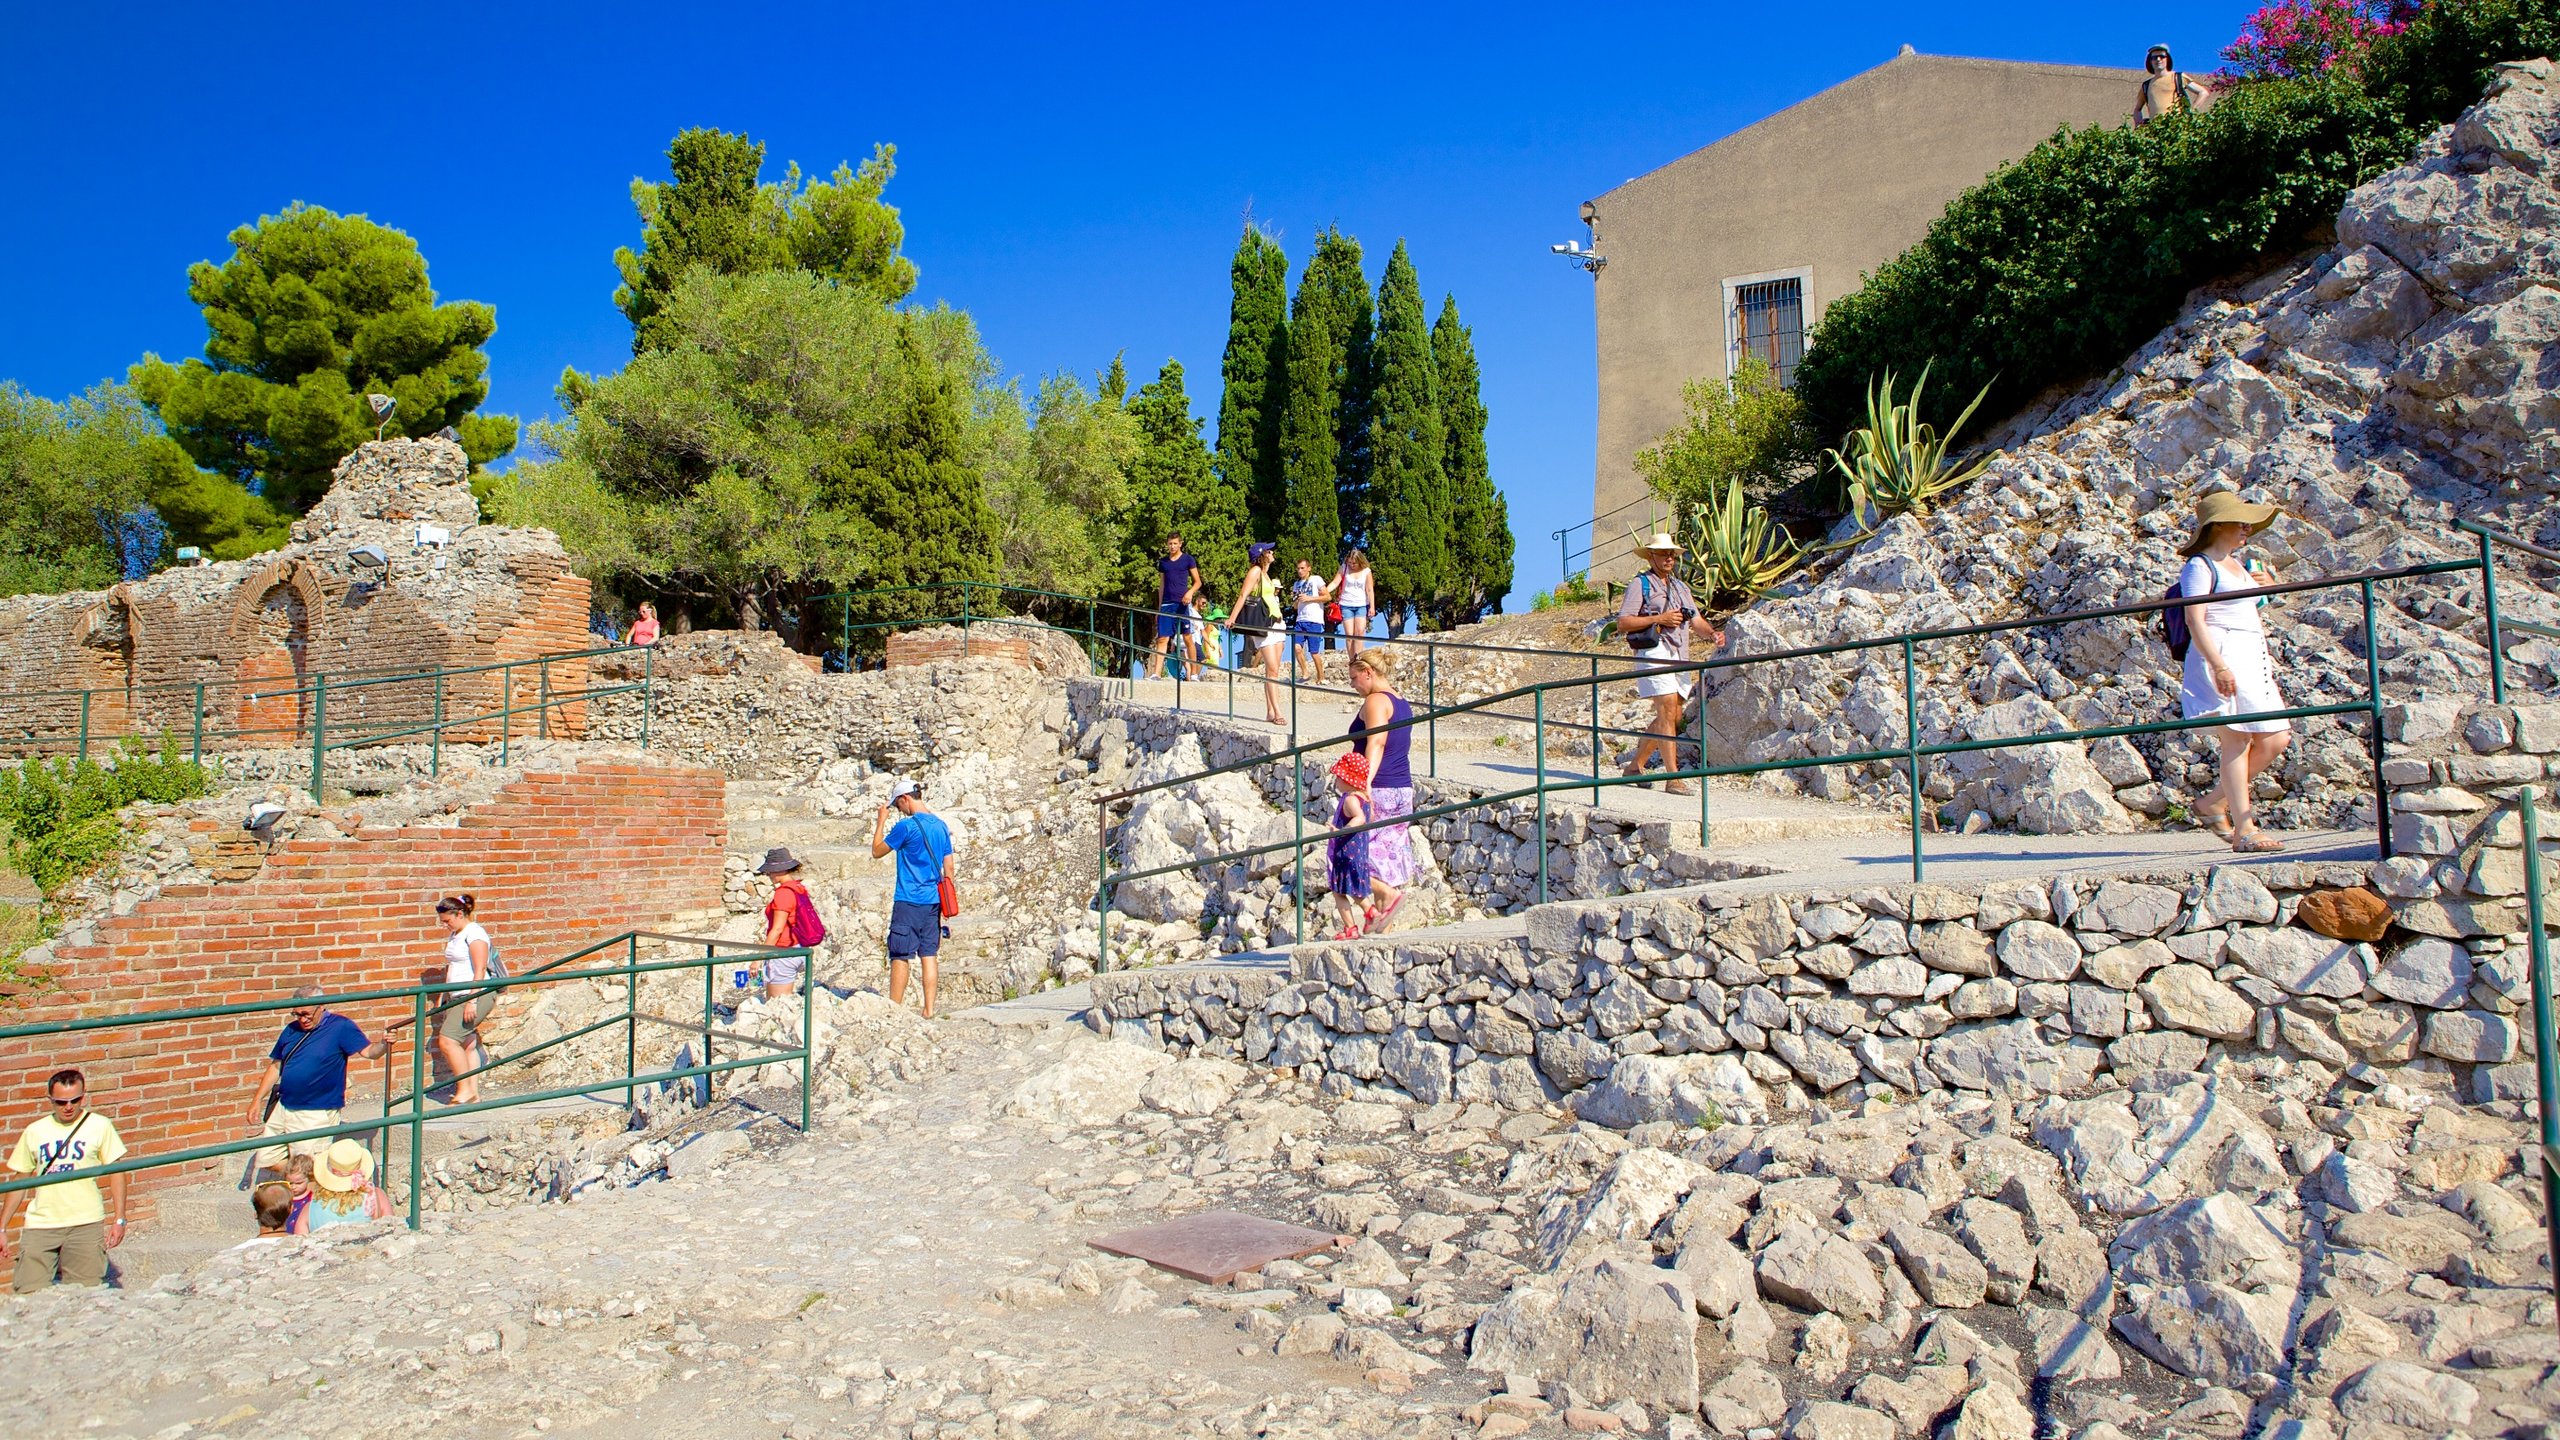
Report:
938,876,960,919
1325,600,1344,625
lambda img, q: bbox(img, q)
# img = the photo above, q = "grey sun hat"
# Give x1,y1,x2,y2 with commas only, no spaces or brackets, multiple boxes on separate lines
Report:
756,847,803,875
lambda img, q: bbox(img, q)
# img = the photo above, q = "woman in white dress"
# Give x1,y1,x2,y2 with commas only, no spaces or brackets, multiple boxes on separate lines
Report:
2178,492,2290,854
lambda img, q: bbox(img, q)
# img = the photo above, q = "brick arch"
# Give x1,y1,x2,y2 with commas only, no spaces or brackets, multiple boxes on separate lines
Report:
230,561,326,742
68,586,141,735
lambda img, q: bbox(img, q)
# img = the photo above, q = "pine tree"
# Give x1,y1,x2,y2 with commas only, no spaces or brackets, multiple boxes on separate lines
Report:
1125,360,1247,608
1362,242,1449,622
1272,229,1367,573
1214,227,1290,536
825,350,997,630
1433,294,1511,622
1099,352,1129,403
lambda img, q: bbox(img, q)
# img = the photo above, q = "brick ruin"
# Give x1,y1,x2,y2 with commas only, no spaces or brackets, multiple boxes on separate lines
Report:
0,437,594,754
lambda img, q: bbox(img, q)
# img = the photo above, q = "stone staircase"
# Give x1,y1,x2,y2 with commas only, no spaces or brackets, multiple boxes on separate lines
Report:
724,779,1007,955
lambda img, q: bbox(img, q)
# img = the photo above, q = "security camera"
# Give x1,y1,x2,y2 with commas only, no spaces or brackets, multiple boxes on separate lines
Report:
244,803,286,834
1551,242,1572,254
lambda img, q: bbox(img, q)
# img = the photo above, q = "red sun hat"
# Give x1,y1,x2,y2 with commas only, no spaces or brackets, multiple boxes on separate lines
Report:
1329,752,1371,790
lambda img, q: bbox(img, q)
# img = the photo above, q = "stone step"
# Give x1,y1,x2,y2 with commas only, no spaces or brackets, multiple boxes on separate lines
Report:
108,1232,234,1288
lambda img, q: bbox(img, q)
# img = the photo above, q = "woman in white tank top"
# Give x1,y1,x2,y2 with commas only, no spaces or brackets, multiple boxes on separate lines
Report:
2176,492,2290,854
1332,549,1375,665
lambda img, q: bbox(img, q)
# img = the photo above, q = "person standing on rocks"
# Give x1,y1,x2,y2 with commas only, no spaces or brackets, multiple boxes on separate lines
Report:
1,1069,128,1293
1617,534,1723,797
630,602,662,647
2178,492,2291,854
757,848,822,1000
2133,44,2211,125
872,780,956,1019
1147,534,1203,681
1346,650,1418,933
1229,542,1290,728
245,985,388,1180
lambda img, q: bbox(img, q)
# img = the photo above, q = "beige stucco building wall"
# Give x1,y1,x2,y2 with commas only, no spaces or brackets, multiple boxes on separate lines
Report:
1580,49,2145,580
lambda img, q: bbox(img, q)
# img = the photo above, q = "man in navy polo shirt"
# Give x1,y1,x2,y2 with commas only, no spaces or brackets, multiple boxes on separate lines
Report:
1146,534,1202,681
244,985,387,1178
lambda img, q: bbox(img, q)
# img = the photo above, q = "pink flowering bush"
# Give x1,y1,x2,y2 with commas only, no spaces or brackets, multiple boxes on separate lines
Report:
2223,0,2423,78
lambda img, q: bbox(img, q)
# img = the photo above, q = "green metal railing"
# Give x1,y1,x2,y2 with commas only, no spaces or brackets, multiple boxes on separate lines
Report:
0,642,658,803
0,931,812,1232
2516,789,2560,1301
1085,549,2546,966
1554,492,1671,587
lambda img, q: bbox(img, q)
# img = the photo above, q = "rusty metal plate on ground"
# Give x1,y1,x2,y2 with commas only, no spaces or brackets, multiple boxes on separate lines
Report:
1090,1210,1343,1283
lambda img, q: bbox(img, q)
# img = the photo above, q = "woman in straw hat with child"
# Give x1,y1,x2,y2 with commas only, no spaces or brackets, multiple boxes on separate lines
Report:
294,1139,393,1233
1617,533,1725,797
2177,492,2291,854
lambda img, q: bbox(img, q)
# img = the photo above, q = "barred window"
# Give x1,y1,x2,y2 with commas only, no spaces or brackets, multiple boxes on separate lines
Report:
1732,277,1805,388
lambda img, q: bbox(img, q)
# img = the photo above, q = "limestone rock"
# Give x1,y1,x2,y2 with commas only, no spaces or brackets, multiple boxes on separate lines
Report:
1885,1223,1989,1308
2334,1359,2480,1431
2138,965,2256,1040
1005,1039,1175,1126
1756,1223,1884,1321
1467,1256,1702,1414
2293,887,2391,941
1700,1362,1787,1438
1138,1056,1247,1118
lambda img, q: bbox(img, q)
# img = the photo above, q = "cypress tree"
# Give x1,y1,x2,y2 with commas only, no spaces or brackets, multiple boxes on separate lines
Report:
1433,294,1511,622
1215,227,1290,535
1099,352,1128,404
1273,229,1370,573
1362,242,1449,622
1127,360,1247,606
1313,233,1376,549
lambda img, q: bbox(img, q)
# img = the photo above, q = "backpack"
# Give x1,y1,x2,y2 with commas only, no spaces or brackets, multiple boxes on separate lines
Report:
2161,561,2220,663
465,942,509,1026
786,888,827,948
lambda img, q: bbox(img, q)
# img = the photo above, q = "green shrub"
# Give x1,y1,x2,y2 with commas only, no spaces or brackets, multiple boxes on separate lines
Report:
1793,0,2560,439
1827,363,1998,524
0,739,215,895
1634,356,1816,516
1530,573,1602,611
1679,478,1806,609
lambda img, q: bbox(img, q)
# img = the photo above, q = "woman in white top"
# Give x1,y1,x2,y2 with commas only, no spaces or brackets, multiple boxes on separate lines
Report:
2177,492,2291,854
1290,558,1336,685
1228,542,1290,728
1332,550,1375,665
432,894,492,1104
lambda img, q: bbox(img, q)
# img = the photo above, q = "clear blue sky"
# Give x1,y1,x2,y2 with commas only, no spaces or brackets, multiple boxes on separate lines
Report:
3,1,2241,607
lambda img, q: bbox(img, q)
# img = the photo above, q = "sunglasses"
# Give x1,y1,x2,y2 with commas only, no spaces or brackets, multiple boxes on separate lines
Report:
49,1094,84,1109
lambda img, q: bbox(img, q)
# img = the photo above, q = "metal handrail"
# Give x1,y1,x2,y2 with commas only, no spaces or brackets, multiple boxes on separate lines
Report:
1554,491,1672,580
0,932,816,1232
1085,553,2510,963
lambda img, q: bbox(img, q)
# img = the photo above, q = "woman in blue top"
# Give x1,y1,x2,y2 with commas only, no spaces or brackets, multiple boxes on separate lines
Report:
1346,648,1418,933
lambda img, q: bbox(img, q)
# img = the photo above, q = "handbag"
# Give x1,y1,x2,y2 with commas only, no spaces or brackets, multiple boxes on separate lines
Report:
938,875,960,919
1325,600,1343,625
1236,595,1272,632
1624,575,1664,651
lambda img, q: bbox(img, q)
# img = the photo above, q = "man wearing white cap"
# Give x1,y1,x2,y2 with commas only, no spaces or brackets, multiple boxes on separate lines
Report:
870,780,956,1018
1617,534,1724,796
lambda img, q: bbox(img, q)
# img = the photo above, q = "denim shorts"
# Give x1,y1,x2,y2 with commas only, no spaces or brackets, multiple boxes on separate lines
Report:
1340,603,1369,620
1154,603,1186,639
888,900,944,959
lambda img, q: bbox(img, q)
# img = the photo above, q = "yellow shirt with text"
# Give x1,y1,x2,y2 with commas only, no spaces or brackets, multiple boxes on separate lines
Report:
8,1112,127,1229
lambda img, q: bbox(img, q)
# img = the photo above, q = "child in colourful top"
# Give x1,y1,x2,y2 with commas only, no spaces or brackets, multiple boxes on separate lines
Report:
1326,752,1373,941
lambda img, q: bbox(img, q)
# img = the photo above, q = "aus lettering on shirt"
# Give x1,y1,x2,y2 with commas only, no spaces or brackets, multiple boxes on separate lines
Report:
38,1136,93,1171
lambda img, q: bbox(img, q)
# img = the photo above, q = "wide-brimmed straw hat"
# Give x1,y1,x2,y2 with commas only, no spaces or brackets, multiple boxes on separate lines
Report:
1634,532,1683,555
314,1139,374,1193
756,846,804,875
2180,492,2279,556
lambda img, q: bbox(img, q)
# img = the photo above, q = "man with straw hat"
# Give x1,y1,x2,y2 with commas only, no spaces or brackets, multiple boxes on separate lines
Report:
1617,532,1724,796
2176,491,2290,854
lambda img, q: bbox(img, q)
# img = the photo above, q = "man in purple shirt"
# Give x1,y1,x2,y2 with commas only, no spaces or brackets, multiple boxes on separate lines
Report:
1147,534,1203,681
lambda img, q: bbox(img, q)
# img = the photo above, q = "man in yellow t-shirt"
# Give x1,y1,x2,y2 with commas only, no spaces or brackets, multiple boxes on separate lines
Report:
2,1068,129,1292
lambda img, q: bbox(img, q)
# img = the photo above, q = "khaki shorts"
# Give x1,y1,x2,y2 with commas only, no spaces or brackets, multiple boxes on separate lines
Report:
12,1221,106,1292
257,1106,341,1171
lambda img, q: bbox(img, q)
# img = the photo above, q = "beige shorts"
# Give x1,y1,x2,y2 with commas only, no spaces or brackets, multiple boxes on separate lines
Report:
257,1106,341,1171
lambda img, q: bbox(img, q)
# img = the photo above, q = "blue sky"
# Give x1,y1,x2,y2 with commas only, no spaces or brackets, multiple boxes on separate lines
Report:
3,1,2243,606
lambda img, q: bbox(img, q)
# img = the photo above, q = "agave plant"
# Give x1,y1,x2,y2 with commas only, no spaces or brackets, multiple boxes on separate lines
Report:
1680,477,1806,608
1826,361,1997,526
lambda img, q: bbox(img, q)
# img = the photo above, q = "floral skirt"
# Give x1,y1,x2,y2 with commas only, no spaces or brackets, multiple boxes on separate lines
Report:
1364,785,1417,890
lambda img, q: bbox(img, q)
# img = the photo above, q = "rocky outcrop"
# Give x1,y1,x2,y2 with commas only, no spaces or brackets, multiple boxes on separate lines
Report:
1704,61,2560,833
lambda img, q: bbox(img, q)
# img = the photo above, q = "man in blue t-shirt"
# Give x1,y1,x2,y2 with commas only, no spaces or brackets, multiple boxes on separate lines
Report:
244,985,387,1178
1147,534,1202,682
870,779,958,1019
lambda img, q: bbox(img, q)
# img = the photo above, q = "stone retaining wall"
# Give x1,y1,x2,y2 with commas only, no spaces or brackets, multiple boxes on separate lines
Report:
1091,699,2552,1119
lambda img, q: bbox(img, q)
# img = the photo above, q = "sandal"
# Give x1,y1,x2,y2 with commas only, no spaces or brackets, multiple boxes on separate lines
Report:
1366,892,1407,934
2192,800,2234,838
1665,779,1698,797
1329,923,1365,942
2229,829,2284,854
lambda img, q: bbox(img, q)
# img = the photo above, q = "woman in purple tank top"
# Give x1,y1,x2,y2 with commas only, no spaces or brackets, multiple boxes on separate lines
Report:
1346,648,1417,932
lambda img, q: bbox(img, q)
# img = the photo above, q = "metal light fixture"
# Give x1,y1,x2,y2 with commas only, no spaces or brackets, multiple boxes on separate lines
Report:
366,393,397,439
1550,240,1607,274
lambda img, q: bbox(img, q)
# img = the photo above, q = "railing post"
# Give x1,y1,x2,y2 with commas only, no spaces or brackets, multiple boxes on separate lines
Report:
499,665,512,767
407,986,426,1230
1902,638,1924,883
2519,788,2559,1302
1427,646,1438,779
960,583,971,660
1697,672,1710,848
1096,800,1112,973
641,645,655,750
1588,656,1601,805
431,670,444,777
625,935,638,1113
538,659,551,741
800,945,815,1133
309,673,328,804
77,690,90,763
2364,579,2392,859
1292,752,1306,945
702,941,715,1105
190,681,205,766
2482,529,2508,704
1535,689,1549,906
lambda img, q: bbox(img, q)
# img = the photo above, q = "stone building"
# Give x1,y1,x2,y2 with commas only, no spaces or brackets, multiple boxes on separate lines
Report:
0,437,593,753
1578,47,2144,578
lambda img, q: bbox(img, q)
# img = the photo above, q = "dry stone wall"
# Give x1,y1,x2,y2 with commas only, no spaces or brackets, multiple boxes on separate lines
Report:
1095,705,2553,1119
0,438,591,753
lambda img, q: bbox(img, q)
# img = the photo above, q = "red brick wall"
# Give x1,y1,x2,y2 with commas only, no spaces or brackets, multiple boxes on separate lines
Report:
886,632,1032,669
0,759,725,1220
